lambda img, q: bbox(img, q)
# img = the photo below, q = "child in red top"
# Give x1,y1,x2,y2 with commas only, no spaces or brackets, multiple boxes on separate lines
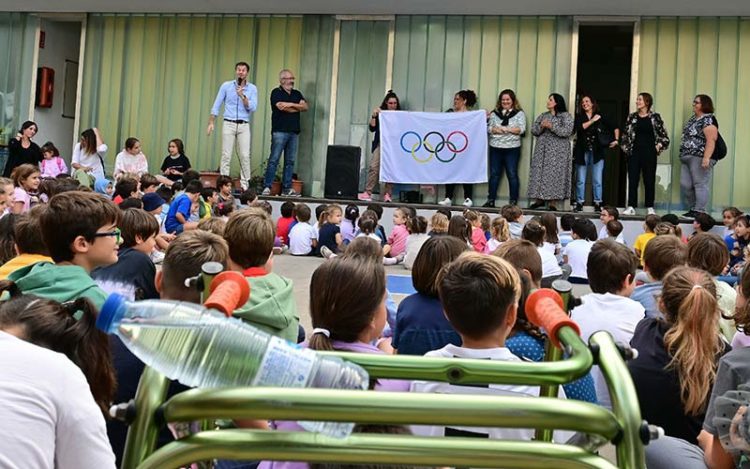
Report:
387,207,410,258
276,201,296,246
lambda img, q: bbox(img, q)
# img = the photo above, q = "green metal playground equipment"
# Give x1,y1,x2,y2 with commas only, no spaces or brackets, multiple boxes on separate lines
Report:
117,277,650,469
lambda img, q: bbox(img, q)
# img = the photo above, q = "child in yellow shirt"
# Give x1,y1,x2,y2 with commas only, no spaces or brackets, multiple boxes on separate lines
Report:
633,214,660,266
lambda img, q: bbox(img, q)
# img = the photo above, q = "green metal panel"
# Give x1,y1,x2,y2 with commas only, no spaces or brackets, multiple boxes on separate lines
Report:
638,17,750,213
0,13,37,140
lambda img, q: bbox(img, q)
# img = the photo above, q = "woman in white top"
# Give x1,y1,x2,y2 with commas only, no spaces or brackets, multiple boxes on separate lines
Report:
485,89,526,207
72,127,108,181
0,285,116,468
114,137,149,180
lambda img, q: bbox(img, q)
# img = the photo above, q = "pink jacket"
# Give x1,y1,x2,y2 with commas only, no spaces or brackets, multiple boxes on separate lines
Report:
387,224,409,257
471,226,488,253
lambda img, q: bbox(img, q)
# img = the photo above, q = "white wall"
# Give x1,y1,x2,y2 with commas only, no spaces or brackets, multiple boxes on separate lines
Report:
33,19,80,162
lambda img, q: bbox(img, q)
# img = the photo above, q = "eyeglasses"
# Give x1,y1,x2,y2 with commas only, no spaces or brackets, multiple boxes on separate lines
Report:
282,76,295,80
94,228,121,244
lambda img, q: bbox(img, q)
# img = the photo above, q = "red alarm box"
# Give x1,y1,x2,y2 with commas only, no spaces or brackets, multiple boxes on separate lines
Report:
35,67,54,108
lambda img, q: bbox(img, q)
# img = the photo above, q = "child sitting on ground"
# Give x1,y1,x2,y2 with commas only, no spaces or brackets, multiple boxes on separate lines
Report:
11,164,41,214
318,204,344,258
571,239,643,408
340,204,360,245
480,213,491,240
598,206,623,242
216,175,235,207
606,220,625,244
403,216,429,270
501,204,524,239
139,173,159,194
392,236,467,356
92,208,159,301
540,212,561,258
448,215,471,247
558,213,576,248
494,239,597,403
689,212,715,240
111,176,139,206
464,210,487,253
365,203,388,245
276,201,297,246
39,142,68,178
8,191,119,309
630,235,687,318
411,252,569,440
387,207,410,259
225,208,299,342
200,187,218,219
562,218,597,284
288,203,318,256
687,232,737,339
487,216,510,253
522,219,563,287
0,206,52,279
634,213,660,266
312,204,326,236
722,206,742,238
725,214,750,275
164,180,202,234
428,212,449,236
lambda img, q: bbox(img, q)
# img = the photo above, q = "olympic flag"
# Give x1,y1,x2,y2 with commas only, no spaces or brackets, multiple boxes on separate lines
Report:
379,110,488,184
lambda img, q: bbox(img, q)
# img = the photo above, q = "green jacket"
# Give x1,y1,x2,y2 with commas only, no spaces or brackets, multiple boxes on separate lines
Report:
8,262,108,311
232,271,299,343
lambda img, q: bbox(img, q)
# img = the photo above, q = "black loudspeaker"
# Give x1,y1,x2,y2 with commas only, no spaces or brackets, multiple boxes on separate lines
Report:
324,145,361,199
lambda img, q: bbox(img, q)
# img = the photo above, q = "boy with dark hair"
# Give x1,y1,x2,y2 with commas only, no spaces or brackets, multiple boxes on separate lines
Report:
165,180,202,234
119,197,143,210
0,206,52,279
277,200,297,246
606,220,624,243
691,212,716,238
598,206,623,242
288,203,317,256
435,206,452,220
687,232,737,339
112,176,139,205
571,239,644,408
631,235,688,318
224,208,299,342
200,187,218,219
139,173,159,194
559,213,576,247
411,253,569,441
239,188,258,206
500,204,524,239
9,191,120,308
521,220,562,285
181,169,200,186
92,208,160,300
634,213,661,265
216,175,235,207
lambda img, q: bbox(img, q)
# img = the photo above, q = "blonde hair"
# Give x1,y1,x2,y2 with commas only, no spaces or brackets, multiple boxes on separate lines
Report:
463,209,480,223
320,204,342,226
430,212,449,233
490,217,510,243
660,266,724,415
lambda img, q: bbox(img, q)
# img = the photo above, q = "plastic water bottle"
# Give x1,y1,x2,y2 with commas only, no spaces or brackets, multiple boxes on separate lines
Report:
97,293,369,438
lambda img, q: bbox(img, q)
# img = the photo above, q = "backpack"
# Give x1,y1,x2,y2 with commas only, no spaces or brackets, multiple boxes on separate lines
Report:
710,116,727,161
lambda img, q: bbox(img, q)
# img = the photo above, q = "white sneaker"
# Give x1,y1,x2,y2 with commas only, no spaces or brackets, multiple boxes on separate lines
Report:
647,207,656,215
438,197,452,206
463,198,473,208
622,206,635,215
261,187,271,196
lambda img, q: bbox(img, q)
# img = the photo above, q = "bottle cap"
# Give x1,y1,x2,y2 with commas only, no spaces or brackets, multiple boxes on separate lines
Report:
204,271,250,316
97,293,126,333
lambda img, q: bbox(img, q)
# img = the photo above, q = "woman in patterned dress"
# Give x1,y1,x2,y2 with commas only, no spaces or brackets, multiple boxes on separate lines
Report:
527,93,574,211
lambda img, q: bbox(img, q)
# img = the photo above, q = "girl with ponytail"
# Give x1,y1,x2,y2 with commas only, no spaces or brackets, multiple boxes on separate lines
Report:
628,266,729,442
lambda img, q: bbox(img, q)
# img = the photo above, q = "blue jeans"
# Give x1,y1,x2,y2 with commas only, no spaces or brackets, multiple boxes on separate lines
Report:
576,150,604,204
487,146,520,202
263,132,299,190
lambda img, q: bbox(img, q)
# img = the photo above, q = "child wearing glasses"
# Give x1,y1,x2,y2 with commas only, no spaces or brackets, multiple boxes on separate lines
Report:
92,208,160,301
8,191,120,309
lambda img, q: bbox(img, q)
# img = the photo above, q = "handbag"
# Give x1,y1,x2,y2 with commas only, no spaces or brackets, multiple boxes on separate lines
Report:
710,116,727,161
596,124,614,148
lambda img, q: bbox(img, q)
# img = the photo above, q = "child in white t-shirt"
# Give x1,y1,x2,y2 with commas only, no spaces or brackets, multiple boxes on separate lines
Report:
521,219,562,284
570,239,644,408
562,218,597,283
288,203,318,256
411,253,570,442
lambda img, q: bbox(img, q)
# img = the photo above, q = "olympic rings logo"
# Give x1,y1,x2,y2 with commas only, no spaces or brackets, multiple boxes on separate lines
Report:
400,130,469,164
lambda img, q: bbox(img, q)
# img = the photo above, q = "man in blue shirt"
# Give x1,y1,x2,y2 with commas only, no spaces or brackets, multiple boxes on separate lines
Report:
262,69,308,197
207,61,258,190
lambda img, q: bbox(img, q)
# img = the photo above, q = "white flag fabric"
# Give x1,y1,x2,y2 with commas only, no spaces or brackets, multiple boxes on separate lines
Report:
379,110,488,184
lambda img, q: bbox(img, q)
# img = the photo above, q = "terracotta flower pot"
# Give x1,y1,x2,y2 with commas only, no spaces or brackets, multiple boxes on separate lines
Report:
292,180,303,195
270,181,282,195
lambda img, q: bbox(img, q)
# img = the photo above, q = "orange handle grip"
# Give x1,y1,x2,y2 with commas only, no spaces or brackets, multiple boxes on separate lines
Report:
204,271,250,317
525,288,580,348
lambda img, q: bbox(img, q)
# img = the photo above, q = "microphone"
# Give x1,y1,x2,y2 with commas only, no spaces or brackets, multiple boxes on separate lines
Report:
237,77,242,87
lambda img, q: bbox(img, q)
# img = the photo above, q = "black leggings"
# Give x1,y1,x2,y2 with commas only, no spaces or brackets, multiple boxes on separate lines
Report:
627,148,657,208
445,184,473,200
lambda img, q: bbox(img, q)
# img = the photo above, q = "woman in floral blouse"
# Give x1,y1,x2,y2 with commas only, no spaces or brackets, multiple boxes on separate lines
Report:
679,94,718,218
620,92,670,215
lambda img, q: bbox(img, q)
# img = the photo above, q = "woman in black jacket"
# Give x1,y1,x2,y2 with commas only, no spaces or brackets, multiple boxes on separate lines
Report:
572,95,618,213
3,121,42,178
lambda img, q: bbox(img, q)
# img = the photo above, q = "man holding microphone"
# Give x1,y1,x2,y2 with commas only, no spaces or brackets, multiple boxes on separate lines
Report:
207,61,257,190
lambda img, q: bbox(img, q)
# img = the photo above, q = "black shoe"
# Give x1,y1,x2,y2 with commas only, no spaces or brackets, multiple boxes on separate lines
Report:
682,210,696,219
529,201,545,210
548,205,558,212
509,199,518,206
594,203,602,212
573,202,583,212
482,200,495,208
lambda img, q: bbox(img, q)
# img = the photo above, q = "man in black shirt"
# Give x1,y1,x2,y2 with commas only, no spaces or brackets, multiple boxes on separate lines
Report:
262,69,307,197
